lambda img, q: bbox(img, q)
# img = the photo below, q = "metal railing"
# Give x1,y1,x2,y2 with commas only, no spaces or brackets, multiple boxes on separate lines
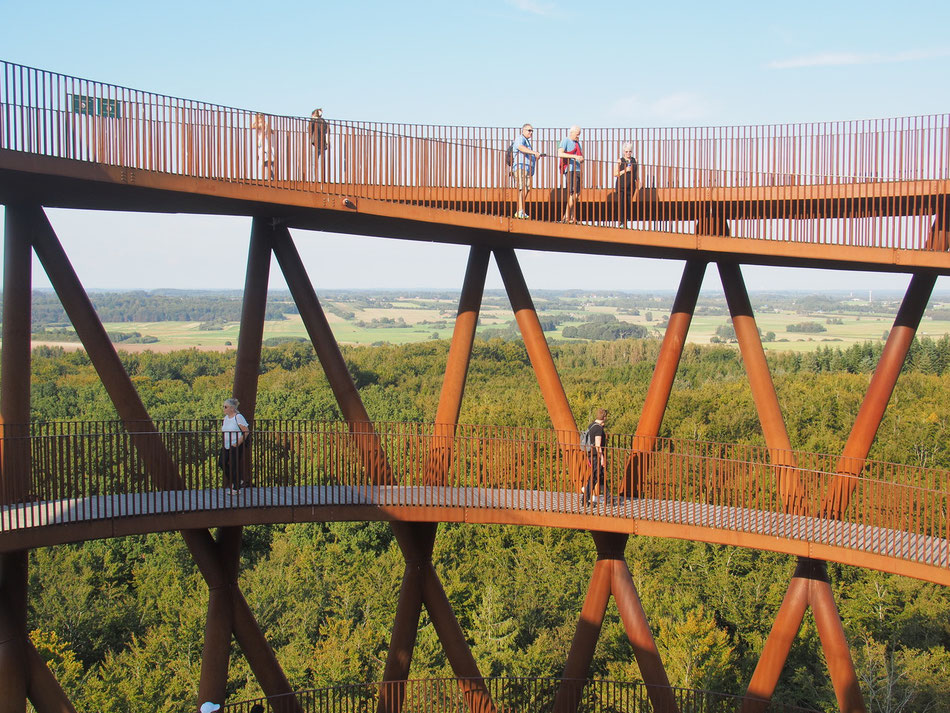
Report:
222,677,817,713
2,60,949,250
1,420,947,572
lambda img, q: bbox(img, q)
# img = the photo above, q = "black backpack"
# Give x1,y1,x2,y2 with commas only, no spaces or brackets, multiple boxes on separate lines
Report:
505,142,515,169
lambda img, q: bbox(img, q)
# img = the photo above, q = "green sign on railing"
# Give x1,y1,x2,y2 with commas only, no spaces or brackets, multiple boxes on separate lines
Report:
69,94,121,119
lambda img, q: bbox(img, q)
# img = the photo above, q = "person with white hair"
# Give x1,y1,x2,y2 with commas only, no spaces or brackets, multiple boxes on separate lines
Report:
219,397,250,495
613,141,640,227
557,125,584,223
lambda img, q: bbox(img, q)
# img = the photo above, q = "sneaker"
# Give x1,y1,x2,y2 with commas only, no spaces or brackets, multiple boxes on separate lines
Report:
514,211,529,220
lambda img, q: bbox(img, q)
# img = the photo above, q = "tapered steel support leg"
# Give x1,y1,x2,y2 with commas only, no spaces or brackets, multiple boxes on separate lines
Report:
425,247,490,485
494,248,584,486
270,224,392,485
1,207,33,713
197,218,271,708
389,522,495,713
743,558,865,713
742,562,811,713
379,524,436,713
0,552,28,713
719,263,804,512
553,543,616,713
810,572,866,713
25,207,298,711
623,261,706,497
821,272,936,516
28,206,180,489
611,563,676,711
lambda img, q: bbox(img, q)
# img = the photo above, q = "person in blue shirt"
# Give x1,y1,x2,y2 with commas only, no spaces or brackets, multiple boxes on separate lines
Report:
512,123,542,219
557,125,584,223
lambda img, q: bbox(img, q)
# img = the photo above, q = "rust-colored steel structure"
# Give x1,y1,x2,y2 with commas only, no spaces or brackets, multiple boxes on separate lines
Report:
1,61,950,712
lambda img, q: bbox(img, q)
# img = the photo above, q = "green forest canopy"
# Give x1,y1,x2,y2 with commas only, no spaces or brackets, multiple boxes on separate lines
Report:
18,336,950,712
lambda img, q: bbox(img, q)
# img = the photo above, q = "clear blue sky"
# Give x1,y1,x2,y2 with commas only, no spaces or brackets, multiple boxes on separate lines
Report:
1,0,949,294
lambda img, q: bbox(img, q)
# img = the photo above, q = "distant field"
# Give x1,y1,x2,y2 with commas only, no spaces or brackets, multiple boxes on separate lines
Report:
27,304,950,353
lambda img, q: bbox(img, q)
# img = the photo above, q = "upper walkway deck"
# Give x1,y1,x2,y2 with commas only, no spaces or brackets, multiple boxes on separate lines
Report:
2,60,949,273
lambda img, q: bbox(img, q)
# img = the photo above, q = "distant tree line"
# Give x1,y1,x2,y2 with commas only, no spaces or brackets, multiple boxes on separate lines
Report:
19,291,297,327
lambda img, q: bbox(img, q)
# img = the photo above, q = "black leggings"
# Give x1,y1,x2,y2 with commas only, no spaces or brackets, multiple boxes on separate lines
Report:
221,442,248,490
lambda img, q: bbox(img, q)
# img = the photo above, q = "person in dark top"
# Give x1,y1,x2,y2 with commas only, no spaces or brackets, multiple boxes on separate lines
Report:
614,142,640,228
309,108,330,180
582,408,608,505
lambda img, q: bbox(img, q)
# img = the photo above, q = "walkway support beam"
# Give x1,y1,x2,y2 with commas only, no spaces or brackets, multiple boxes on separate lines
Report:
270,224,393,485
26,206,299,712
426,246,490,485
719,262,803,512
197,218,273,709
822,272,936,515
0,206,33,713
624,260,706,497
555,533,676,713
743,558,866,713
494,248,583,485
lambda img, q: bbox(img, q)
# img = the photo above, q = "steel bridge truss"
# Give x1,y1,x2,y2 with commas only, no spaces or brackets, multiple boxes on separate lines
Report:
0,205,940,713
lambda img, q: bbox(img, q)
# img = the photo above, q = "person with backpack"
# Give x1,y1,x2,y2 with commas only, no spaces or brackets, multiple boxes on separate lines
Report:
581,408,608,505
558,125,584,224
510,123,542,220
614,142,640,228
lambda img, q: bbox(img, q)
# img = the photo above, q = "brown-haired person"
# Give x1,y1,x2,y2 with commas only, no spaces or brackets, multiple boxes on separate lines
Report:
309,108,330,181
581,408,607,505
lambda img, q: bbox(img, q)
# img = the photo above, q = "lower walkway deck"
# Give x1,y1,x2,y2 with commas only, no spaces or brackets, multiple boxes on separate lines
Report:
4,483,948,584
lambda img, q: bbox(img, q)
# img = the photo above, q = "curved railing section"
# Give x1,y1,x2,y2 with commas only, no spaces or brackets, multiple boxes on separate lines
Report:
223,677,817,713
1,60,948,250
1,420,947,580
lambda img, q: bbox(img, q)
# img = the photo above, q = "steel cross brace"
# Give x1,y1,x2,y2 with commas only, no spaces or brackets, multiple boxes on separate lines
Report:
553,532,677,713
269,234,494,713
21,207,301,713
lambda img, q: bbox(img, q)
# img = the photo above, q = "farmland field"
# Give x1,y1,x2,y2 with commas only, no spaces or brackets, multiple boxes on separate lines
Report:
25,290,950,353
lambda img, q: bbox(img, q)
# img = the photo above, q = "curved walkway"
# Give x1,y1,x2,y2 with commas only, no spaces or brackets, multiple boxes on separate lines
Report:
1,60,949,272
2,420,948,584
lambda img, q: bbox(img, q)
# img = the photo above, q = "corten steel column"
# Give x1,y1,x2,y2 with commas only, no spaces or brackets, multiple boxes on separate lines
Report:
0,206,32,713
810,568,866,713
26,207,299,711
28,206,179,490
269,224,393,485
718,263,804,513
388,522,496,713
622,261,706,498
493,248,584,486
821,272,936,516
552,555,612,713
197,219,273,709
554,533,675,713
741,563,811,713
378,523,436,713
425,246,490,485
1,206,33,505
742,559,866,713
1,207,76,713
